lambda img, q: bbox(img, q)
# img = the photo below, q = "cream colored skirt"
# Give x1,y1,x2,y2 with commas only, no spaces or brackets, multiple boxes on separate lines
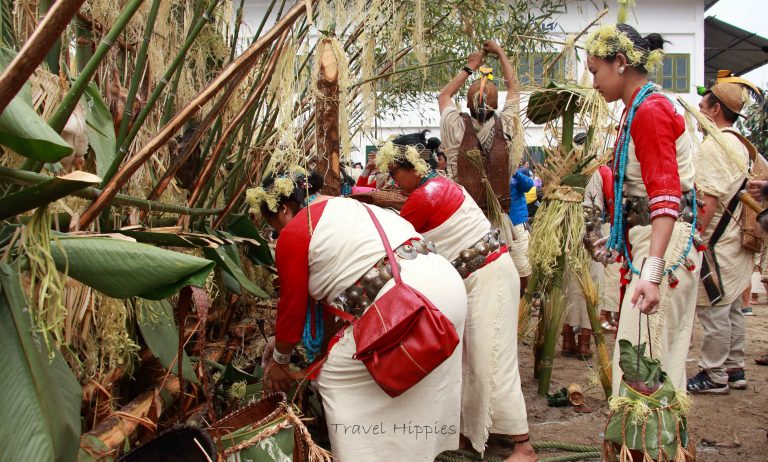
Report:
317,253,467,462
461,253,528,453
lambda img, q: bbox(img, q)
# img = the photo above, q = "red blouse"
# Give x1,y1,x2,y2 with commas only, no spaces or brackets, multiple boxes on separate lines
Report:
274,200,328,343
628,93,685,220
399,176,465,233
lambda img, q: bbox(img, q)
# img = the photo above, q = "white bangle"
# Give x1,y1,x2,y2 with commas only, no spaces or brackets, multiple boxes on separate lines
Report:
272,348,291,365
640,256,665,284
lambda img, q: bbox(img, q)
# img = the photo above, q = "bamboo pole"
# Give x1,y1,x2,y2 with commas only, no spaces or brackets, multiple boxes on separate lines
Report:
81,375,181,451
159,4,205,128
78,0,317,229
315,38,341,196
19,0,146,174
145,0,280,202
104,0,221,186
0,167,222,216
185,30,288,207
116,0,162,148
211,150,265,229
145,70,245,202
0,0,87,116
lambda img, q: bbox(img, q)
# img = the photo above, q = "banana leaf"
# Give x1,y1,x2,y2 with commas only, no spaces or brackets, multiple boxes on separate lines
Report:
0,95,73,161
604,340,691,461
0,262,81,462
0,47,29,100
203,245,269,298
138,299,198,383
0,171,101,220
225,214,274,266
82,83,116,178
50,237,215,299
526,82,589,125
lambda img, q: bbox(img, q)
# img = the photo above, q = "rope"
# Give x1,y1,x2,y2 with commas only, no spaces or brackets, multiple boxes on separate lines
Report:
435,451,602,462
435,440,604,462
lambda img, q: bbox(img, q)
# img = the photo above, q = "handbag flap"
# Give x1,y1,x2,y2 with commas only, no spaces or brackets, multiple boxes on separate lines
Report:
353,283,424,355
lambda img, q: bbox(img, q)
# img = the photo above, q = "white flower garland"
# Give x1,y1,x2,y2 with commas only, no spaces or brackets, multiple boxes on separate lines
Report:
374,141,431,177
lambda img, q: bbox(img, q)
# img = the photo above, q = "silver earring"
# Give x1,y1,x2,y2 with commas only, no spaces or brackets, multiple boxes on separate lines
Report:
618,67,625,74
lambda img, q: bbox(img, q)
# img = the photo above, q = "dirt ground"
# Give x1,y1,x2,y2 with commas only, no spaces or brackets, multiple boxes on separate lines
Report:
503,294,768,461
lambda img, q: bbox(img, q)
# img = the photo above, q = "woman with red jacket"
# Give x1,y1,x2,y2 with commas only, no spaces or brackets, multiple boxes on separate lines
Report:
248,170,467,461
378,138,535,462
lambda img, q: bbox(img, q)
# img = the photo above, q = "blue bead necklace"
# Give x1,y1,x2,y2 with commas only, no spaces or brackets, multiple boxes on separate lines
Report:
302,300,324,362
418,169,438,187
606,82,696,277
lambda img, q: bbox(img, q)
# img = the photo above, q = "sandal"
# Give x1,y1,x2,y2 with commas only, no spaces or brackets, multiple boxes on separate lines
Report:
756,354,768,366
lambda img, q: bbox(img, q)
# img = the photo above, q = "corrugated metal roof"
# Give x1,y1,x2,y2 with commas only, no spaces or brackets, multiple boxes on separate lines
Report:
704,16,768,82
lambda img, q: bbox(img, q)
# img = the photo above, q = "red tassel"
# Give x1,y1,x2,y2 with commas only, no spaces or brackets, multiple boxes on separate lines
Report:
669,272,680,288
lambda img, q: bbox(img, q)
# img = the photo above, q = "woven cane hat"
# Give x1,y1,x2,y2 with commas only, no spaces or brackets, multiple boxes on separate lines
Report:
710,82,748,118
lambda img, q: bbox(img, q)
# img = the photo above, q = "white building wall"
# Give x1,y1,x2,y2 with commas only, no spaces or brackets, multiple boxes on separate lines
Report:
240,0,706,163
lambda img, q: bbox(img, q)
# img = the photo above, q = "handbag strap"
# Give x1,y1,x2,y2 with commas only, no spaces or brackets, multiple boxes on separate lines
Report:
360,203,403,284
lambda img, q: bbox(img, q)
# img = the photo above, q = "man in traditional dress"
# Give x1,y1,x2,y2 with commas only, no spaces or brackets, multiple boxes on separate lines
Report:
688,82,755,394
437,40,531,291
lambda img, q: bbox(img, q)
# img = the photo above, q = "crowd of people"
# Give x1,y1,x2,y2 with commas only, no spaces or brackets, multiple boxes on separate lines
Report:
245,21,767,462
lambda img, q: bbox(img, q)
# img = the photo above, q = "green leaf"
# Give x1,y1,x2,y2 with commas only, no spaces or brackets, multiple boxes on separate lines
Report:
0,47,29,101
77,435,114,462
0,263,81,462
137,299,198,383
203,245,269,298
0,171,101,220
0,96,74,161
82,83,117,178
50,237,215,299
225,214,274,266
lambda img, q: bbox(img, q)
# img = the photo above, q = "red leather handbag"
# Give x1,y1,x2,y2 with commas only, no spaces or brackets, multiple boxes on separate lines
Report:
346,205,460,398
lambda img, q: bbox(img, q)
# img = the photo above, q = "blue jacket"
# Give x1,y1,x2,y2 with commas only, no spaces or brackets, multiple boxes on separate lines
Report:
509,169,535,225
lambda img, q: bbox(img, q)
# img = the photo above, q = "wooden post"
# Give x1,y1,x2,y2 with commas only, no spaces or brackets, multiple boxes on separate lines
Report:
315,38,341,196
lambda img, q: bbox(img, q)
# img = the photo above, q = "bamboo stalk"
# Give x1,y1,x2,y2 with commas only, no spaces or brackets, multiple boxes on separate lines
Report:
104,0,221,186
578,271,613,400
537,283,564,395
116,0,162,148
79,0,317,229
81,375,181,451
19,0,146,175
229,0,247,61
316,38,341,196
37,0,60,74
74,16,93,73
211,151,265,229
186,30,288,208
145,70,245,203
145,0,280,202
0,167,222,216
159,4,205,128
0,0,87,116
49,0,144,135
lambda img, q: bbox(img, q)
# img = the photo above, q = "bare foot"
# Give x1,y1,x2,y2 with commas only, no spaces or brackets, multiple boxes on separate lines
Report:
504,441,537,462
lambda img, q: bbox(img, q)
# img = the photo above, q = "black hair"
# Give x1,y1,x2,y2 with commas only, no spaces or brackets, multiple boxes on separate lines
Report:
703,91,740,124
258,170,324,217
390,130,441,171
602,24,666,74
436,152,447,161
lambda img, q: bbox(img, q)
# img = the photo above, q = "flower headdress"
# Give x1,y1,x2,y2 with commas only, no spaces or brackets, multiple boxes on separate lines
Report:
374,141,431,177
585,24,664,72
246,166,307,213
